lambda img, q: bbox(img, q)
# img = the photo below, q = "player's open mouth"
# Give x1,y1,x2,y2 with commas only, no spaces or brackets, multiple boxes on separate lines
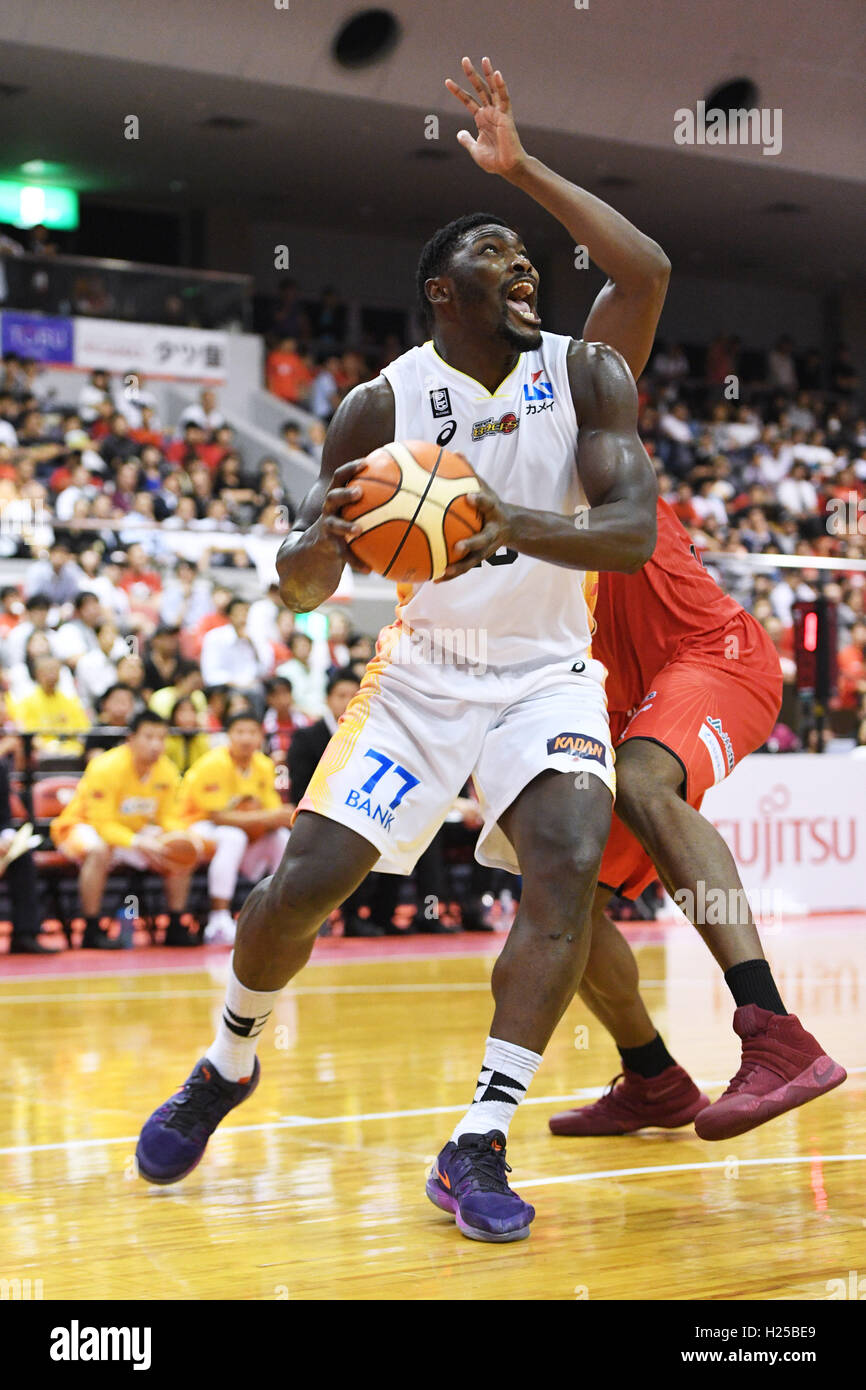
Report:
505,278,541,327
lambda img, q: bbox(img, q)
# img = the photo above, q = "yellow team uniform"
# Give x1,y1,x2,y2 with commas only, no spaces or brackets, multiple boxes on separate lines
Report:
51,744,183,849
149,687,208,720
176,746,281,826
11,687,91,754
164,732,212,775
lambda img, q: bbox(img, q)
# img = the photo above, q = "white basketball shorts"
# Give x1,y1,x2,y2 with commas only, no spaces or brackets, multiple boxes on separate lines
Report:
297,624,615,875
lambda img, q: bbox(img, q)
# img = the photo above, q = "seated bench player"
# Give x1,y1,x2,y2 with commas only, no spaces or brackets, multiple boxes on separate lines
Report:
50,710,199,948
176,711,294,945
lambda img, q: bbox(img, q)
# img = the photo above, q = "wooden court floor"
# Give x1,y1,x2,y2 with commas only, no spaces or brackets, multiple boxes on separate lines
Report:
1,916,863,1302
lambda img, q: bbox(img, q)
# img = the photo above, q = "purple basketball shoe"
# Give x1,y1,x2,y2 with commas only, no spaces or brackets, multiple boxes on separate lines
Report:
426,1129,535,1242
136,1056,260,1184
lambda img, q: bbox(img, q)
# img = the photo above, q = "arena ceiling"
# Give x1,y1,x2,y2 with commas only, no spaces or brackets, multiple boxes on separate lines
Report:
0,0,863,288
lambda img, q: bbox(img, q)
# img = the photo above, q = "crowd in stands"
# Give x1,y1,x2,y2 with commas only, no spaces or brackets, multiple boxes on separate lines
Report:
0,352,446,952
0,316,864,951
263,278,405,429
634,334,866,743
262,290,866,744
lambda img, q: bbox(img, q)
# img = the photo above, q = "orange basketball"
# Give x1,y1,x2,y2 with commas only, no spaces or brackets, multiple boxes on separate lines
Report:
159,832,200,872
341,440,483,583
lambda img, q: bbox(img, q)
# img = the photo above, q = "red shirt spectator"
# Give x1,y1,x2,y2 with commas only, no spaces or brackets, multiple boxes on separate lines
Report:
166,424,209,466
837,622,866,709
131,427,166,450
266,339,315,404
49,461,77,493
0,587,21,637
183,585,234,661
117,544,162,599
670,483,700,530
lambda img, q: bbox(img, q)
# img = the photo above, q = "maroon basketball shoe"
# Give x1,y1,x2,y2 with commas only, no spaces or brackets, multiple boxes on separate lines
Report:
549,1065,709,1136
695,1005,847,1141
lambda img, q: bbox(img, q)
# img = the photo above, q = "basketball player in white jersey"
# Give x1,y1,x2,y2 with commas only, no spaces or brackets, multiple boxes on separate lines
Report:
137,60,659,1243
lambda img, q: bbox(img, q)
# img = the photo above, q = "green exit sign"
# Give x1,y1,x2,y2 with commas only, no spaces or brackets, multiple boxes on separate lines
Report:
0,181,79,230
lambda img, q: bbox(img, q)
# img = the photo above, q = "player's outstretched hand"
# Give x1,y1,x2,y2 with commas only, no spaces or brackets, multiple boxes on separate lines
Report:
436,474,515,581
444,56,527,179
319,460,372,573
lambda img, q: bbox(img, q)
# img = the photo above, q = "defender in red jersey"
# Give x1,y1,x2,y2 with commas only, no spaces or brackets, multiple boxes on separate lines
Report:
548,492,846,1142
538,246,847,1140
597,496,783,902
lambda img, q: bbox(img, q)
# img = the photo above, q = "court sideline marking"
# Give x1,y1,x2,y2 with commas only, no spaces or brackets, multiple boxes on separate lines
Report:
0,975,861,1003
2,913,861,983
1,1073,862,1158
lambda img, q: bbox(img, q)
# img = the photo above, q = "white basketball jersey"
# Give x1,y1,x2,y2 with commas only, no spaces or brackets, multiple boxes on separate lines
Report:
379,331,595,668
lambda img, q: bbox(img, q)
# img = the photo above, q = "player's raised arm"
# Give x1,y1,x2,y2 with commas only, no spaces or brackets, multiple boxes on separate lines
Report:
445,55,670,379
275,378,395,612
438,341,656,581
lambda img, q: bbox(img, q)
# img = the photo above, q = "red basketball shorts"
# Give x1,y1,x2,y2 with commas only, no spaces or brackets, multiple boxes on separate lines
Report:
599,612,782,899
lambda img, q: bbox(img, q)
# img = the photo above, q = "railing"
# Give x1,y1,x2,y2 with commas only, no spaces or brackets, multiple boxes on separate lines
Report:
1,252,252,331
8,727,235,818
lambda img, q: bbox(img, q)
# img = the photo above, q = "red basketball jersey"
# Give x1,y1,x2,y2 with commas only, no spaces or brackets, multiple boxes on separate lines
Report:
593,497,743,712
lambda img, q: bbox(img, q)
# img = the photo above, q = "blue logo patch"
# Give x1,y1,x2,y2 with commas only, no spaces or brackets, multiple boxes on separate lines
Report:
523,370,554,402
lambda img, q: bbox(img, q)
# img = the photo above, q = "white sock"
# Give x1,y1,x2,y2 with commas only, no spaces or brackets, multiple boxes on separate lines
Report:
450,1036,542,1143
207,956,280,1082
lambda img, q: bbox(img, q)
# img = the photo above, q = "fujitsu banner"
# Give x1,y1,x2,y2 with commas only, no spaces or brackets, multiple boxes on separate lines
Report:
74,317,227,381
702,754,864,913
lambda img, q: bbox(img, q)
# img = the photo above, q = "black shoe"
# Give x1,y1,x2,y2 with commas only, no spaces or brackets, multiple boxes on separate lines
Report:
81,925,124,950
8,935,60,955
164,922,203,947
344,916,385,938
410,914,460,935
460,898,496,932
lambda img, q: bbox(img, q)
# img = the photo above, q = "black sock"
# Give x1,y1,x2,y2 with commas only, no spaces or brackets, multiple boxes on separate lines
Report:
167,911,184,932
84,915,102,935
618,1032,676,1079
724,959,786,1014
